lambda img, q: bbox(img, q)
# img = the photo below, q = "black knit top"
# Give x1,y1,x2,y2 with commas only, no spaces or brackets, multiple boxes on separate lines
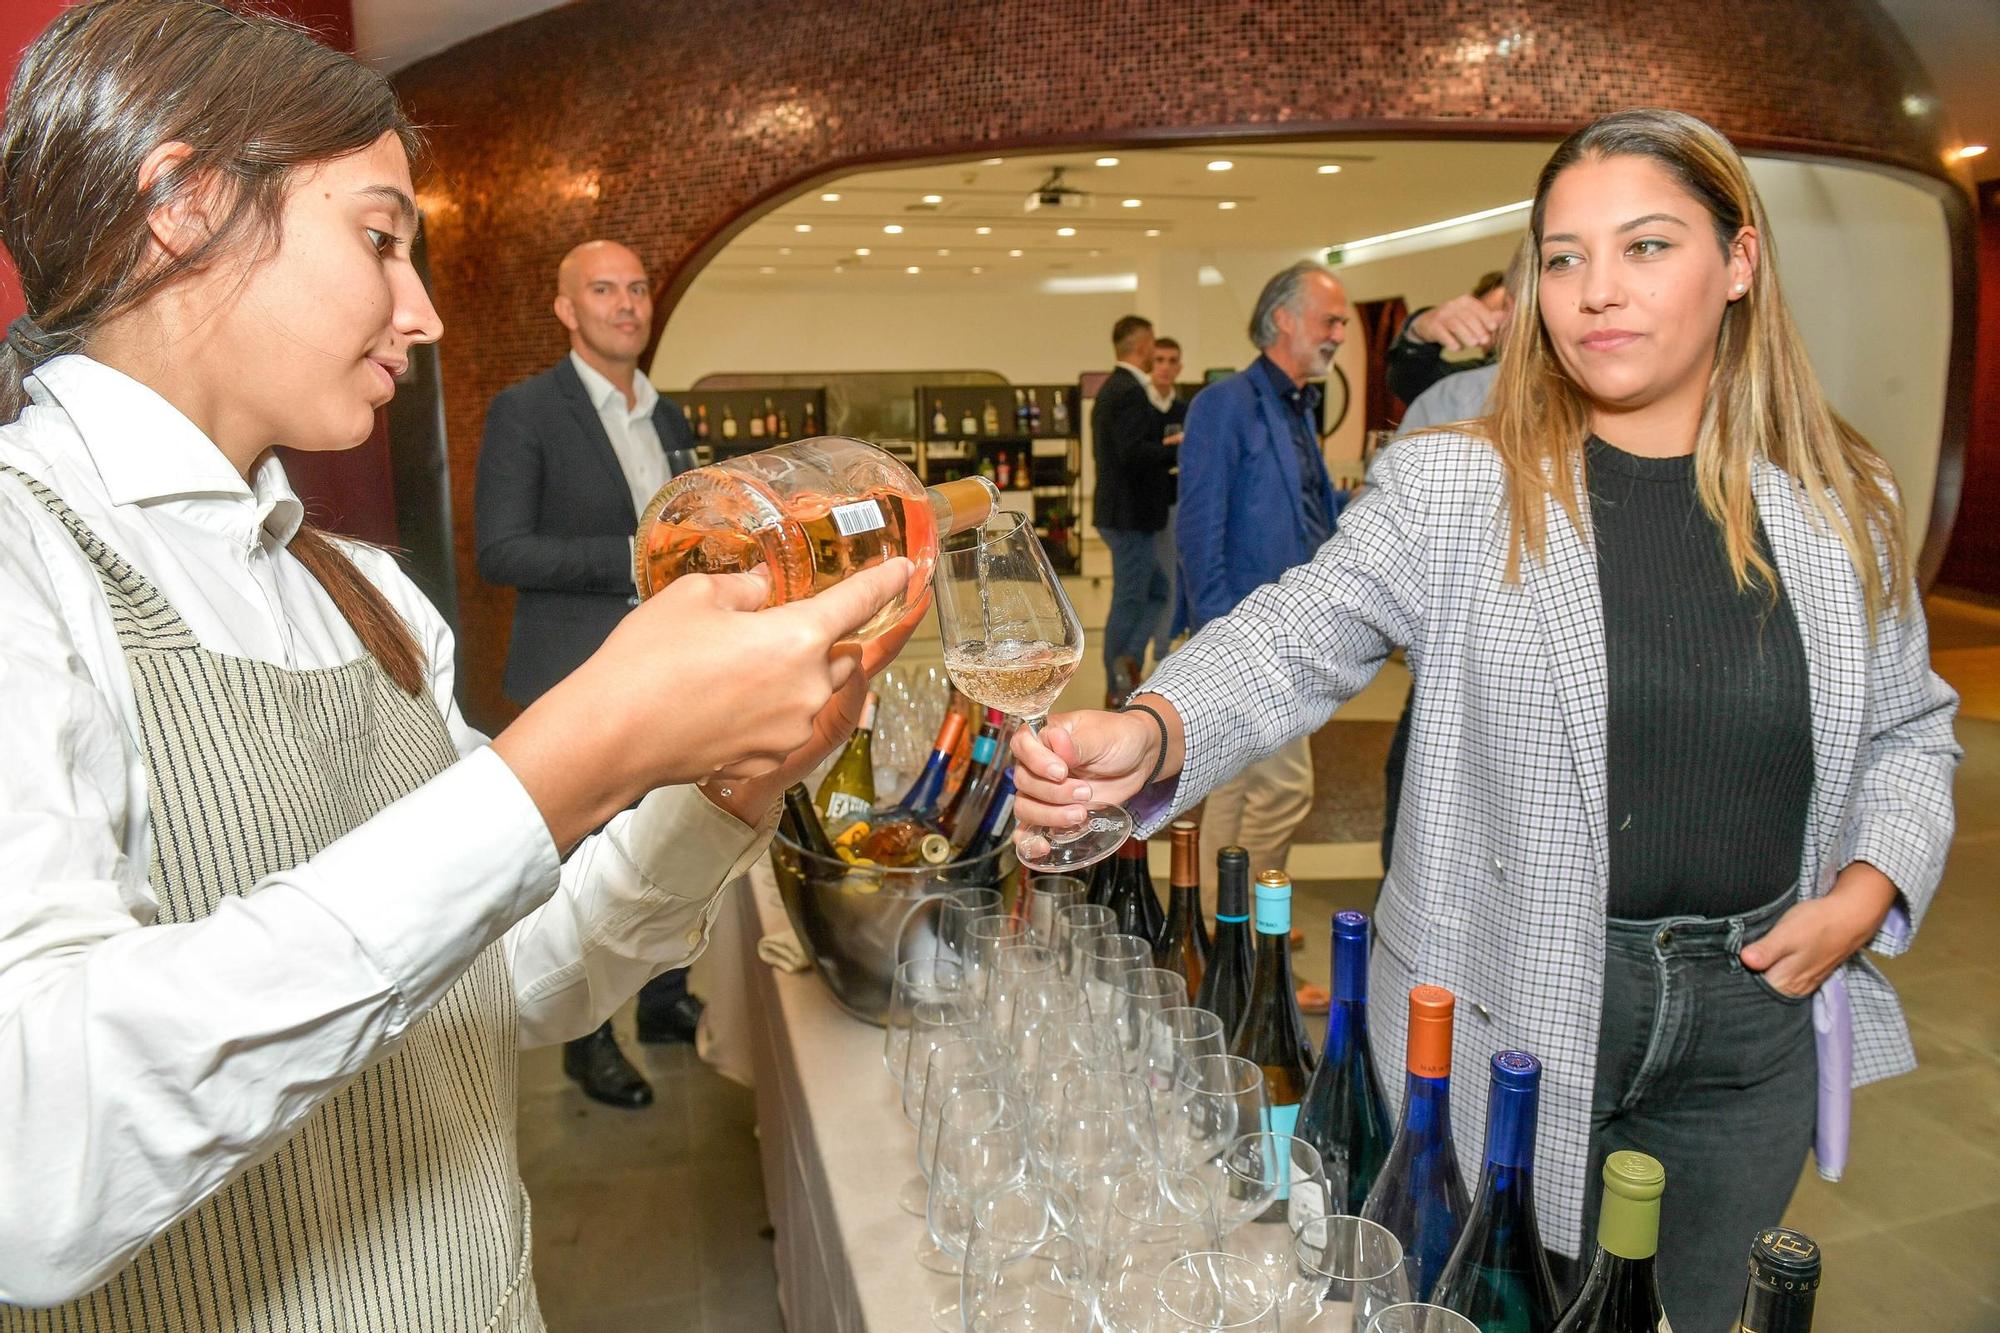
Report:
1589,437,1814,920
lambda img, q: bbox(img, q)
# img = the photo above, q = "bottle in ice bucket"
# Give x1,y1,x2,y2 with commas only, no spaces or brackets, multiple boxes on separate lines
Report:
632,436,1001,639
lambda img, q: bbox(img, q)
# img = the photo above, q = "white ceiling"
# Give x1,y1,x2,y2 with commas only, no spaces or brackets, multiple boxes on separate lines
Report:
702,141,1558,294
352,1,1997,185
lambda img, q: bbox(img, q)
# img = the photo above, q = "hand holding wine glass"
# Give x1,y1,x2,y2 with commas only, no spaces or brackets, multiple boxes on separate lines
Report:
1008,699,1188,842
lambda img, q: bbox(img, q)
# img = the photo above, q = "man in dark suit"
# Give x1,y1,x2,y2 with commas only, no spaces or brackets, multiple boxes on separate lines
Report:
1091,314,1175,706
475,239,701,1109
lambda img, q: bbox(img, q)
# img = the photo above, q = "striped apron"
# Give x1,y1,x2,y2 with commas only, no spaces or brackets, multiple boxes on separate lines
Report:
1,467,542,1332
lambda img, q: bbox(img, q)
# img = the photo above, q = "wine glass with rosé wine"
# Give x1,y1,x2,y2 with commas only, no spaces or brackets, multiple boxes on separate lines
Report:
934,509,1133,872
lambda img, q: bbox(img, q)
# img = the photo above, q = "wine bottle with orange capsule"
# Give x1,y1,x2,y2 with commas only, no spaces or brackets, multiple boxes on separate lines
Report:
1361,985,1470,1300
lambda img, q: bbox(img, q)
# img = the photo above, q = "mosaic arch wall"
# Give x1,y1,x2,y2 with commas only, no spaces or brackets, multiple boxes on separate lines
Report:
391,0,1975,733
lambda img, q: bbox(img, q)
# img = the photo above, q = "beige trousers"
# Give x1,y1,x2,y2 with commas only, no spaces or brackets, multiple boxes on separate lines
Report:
1198,734,1315,892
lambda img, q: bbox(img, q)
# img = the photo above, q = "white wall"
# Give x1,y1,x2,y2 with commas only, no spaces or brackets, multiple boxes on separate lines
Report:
654,155,1954,549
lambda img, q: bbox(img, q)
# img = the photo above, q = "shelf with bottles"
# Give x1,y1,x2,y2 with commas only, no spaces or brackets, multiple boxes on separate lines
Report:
665,386,828,458
914,384,1078,444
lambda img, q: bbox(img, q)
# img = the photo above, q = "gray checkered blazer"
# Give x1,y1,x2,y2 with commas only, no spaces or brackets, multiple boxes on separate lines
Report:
1139,428,1959,1255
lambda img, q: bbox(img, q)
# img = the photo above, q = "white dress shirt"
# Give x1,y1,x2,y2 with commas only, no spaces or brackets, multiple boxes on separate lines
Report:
0,355,772,1302
569,349,670,517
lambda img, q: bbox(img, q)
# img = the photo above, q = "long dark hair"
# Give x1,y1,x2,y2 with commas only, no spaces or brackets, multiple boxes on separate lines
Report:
0,0,427,693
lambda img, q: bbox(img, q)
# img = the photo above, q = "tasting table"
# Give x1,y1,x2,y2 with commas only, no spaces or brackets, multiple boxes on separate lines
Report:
737,860,947,1333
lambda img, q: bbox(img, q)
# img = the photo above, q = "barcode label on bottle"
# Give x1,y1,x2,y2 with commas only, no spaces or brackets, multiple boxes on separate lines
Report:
830,499,886,537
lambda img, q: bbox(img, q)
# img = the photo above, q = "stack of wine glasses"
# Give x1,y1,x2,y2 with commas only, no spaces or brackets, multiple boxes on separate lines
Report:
875,870,1469,1333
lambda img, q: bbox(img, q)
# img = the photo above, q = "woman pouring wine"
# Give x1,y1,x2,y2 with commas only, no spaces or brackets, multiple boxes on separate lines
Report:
0,1,921,1326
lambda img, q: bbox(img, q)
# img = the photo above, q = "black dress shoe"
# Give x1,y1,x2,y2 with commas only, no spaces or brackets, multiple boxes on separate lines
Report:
635,993,705,1045
562,1022,653,1109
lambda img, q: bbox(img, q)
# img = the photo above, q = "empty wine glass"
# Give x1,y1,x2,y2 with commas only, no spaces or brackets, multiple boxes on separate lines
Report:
909,1034,1011,1227
1023,1021,1119,1173
934,510,1133,872
1007,976,1092,1074
962,914,1028,1014
1167,1055,1268,1177
959,1180,1094,1332
926,1087,1032,1328
938,887,1006,966
1115,967,1191,1081
1095,1169,1221,1332
1023,875,1088,945
1150,1251,1281,1332
903,997,981,1122
886,957,965,1081
984,942,1060,1036
1156,1008,1229,1076
1363,1304,1476,1333
1218,1135,1333,1316
1047,1070,1161,1257
1292,1216,1410,1333
1052,903,1116,978
1083,933,1155,1029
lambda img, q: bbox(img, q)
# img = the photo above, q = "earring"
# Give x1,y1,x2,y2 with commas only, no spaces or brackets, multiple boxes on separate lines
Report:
1733,283,1746,294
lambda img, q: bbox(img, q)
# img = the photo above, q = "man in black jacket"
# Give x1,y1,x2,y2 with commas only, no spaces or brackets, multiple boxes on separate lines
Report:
475,239,700,1109
1091,314,1175,705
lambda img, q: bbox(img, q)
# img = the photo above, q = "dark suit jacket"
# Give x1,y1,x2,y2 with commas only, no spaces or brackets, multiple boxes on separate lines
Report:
1090,365,1176,532
475,356,697,704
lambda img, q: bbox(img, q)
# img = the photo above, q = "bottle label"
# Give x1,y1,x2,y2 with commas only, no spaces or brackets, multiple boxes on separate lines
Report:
1261,1103,1304,1201
824,791,870,825
830,498,886,537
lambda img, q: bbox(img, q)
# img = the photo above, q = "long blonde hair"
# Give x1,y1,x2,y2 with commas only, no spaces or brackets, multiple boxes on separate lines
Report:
1482,108,1910,623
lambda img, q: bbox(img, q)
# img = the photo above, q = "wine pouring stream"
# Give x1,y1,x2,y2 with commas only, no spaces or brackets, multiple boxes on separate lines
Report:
933,510,1133,872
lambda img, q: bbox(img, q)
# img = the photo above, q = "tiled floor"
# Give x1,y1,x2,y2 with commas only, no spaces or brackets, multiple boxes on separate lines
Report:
518,583,2000,1331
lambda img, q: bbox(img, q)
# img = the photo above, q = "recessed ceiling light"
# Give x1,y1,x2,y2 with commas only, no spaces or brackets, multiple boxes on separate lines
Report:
981,157,1003,166
922,193,944,204
779,247,792,255
1121,198,1142,208
883,224,904,234
855,247,872,256
1207,159,1233,172
1217,200,1238,210
906,265,921,274
1056,226,1076,237
758,265,776,274
1317,164,1342,175
1088,249,1100,257
971,266,984,273
975,226,992,235
1144,228,1161,237
1096,156,1120,167
1955,144,1990,160
793,223,812,232
820,192,842,202
1009,248,1023,257
937,248,950,256
833,263,845,273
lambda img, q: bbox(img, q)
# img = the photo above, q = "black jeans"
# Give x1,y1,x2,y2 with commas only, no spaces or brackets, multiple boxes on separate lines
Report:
1576,892,1817,1333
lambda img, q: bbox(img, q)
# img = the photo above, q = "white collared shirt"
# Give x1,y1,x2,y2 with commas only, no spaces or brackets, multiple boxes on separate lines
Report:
1146,379,1178,414
569,350,669,517
0,355,771,1304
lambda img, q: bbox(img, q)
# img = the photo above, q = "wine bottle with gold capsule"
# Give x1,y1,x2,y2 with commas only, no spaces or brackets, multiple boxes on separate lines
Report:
1153,820,1211,995
633,436,998,641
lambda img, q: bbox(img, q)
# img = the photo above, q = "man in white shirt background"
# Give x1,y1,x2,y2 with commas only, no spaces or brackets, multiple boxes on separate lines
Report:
475,239,701,1108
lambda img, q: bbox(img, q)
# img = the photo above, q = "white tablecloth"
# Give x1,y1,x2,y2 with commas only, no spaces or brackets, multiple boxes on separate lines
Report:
738,861,944,1333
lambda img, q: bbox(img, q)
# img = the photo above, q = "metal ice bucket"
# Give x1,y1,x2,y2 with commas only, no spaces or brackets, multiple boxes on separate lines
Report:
768,829,1021,1026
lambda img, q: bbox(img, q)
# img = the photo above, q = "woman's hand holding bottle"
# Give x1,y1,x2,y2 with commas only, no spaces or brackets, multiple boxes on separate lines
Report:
494,558,918,851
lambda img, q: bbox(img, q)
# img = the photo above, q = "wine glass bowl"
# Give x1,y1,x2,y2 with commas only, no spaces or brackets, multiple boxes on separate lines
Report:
934,510,1135,872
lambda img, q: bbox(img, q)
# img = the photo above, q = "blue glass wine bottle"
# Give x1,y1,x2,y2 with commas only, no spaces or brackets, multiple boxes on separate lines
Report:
1360,984,1470,1301
1295,910,1393,1215
1432,1051,1561,1331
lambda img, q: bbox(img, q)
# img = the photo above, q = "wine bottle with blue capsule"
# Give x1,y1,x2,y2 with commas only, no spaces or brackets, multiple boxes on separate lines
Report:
1432,1050,1561,1332
1226,871,1316,1139
1295,910,1393,1215
1361,984,1470,1300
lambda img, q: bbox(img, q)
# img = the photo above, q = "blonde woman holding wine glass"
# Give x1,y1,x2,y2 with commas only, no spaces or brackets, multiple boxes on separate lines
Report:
0,1,922,1323
1012,108,1957,1328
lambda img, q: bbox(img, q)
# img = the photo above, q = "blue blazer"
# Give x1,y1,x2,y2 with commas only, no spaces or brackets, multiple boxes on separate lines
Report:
1175,362,1341,631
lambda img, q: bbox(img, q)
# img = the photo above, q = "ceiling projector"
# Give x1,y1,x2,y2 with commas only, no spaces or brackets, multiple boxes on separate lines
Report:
1024,166,1090,213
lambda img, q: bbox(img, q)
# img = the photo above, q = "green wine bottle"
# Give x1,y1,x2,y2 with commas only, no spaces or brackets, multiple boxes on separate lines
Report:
1551,1151,1672,1333
813,690,877,831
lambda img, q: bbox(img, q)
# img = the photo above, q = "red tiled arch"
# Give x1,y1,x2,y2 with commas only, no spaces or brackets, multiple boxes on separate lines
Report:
392,0,1971,731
